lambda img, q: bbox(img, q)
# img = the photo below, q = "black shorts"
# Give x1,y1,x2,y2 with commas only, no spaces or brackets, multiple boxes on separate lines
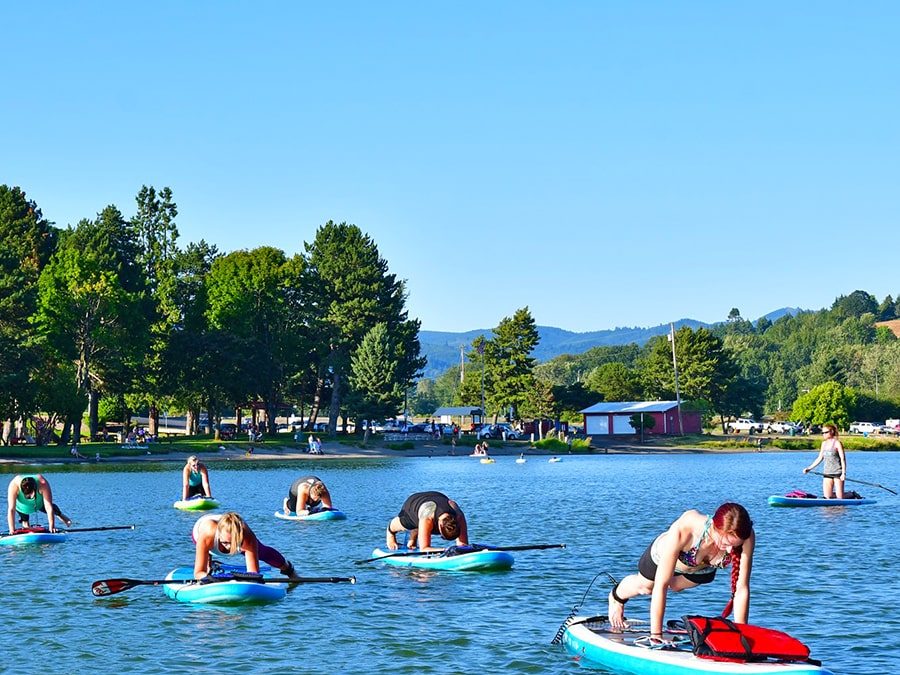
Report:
637,541,717,586
822,473,841,479
187,484,205,498
17,503,64,523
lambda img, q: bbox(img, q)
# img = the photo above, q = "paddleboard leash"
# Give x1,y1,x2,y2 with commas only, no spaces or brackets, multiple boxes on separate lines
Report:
551,571,618,645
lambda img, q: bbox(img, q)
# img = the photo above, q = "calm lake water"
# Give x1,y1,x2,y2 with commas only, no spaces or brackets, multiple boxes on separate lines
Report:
1,451,897,674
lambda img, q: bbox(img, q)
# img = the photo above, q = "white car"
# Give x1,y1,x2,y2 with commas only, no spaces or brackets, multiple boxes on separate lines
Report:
726,418,764,433
766,421,801,434
849,422,878,435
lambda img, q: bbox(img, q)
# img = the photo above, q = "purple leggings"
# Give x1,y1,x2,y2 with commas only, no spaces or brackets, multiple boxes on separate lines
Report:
257,542,287,569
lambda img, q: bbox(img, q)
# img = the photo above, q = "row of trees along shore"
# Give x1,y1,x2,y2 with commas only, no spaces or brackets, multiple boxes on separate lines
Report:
4,183,900,445
412,300,900,432
1,185,424,445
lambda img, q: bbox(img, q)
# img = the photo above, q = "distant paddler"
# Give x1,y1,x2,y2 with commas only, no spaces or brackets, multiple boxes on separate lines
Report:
385,491,468,552
283,475,333,516
7,474,72,533
182,455,213,500
803,423,847,499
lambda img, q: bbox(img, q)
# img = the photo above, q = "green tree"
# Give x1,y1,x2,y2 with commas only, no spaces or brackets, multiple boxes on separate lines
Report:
832,290,878,319
302,221,422,431
205,247,306,432
347,323,407,441
791,382,857,429
129,186,181,434
0,186,56,429
643,327,755,432
584,362,642,401
34,208,149,441
877,295,897,321
486,307,540,420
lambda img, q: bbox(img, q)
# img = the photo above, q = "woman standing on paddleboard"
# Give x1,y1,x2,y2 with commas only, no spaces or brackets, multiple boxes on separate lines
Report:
182,455,213,501
192,512,298,580
386,491,469,551
607,502,755,641
6,474,72,533
803,424,847,499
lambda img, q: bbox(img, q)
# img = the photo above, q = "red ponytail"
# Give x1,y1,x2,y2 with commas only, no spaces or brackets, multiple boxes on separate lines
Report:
713,503,752,618
721,545,743,617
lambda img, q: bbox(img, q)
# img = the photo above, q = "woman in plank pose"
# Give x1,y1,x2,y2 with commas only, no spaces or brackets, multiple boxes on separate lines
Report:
182,455,213,500
608,502,755,641
386,491,469,552
283,475,333,515
803,423,846,498
6,474,72,533
192,512,298,580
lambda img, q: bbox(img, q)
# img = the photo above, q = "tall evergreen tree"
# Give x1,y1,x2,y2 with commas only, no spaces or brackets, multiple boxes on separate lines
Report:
129,186,180,434
302,221,422,431
347,323,407,440
0,186,56,431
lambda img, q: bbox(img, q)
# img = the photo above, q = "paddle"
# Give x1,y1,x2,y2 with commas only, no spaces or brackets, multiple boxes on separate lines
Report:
1,525,135,537
91,573,356,597
809,470,897,495
355,542,565,564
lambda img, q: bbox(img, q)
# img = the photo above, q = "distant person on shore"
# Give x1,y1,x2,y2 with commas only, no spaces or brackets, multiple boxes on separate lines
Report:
385,491,469,551
607,502,755,641
282,475,333,516
192,512,298,580
70,445,87,460
182,455,213,500
803,423,846,498
7,474,72,532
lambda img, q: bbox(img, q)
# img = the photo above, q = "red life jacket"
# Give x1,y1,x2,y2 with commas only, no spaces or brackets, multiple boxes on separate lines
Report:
682,615,820,665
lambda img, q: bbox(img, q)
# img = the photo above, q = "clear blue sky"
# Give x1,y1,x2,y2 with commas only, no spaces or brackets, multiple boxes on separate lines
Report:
4,2,898,333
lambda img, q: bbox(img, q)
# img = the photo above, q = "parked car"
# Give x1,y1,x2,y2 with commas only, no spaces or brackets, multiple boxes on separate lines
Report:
479,423,522,440
726,418,764,433
848,421,879,435
875,424,900,436
766,421,801,434
218,423,237,440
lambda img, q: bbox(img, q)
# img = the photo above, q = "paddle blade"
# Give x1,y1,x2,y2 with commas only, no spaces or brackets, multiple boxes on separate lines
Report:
92,579,136,596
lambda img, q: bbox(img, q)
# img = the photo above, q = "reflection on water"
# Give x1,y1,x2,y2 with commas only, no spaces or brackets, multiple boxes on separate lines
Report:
0,451,897,673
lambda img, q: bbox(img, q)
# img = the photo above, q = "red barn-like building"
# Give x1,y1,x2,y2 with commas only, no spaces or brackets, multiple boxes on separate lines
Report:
580,401,701,436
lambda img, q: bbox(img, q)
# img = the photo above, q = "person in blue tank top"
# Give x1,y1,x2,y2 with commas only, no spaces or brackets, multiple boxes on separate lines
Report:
607,502,755,642
386,491,469,551
181,455,213,500
6,474,72,533
803,423,847,498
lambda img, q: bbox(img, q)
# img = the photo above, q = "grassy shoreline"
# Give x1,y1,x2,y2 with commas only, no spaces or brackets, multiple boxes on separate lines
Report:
2,430,899,464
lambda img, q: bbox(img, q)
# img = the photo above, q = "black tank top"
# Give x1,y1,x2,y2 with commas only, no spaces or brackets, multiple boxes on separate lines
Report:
398,491,453,530
289,475,323,508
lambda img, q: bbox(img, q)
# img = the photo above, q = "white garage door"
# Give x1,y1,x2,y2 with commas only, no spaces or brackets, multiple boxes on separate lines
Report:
586,415,609,435
612,415,636,434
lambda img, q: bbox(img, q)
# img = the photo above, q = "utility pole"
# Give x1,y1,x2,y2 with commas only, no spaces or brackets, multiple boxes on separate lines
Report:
669,322,684,435
460,345,465,384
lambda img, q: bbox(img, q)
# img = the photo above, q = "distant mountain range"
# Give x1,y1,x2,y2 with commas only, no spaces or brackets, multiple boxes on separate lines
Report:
418,307,802,379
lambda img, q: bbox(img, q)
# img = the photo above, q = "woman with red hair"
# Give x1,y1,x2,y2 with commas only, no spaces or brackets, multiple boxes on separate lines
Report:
608,503,755,641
